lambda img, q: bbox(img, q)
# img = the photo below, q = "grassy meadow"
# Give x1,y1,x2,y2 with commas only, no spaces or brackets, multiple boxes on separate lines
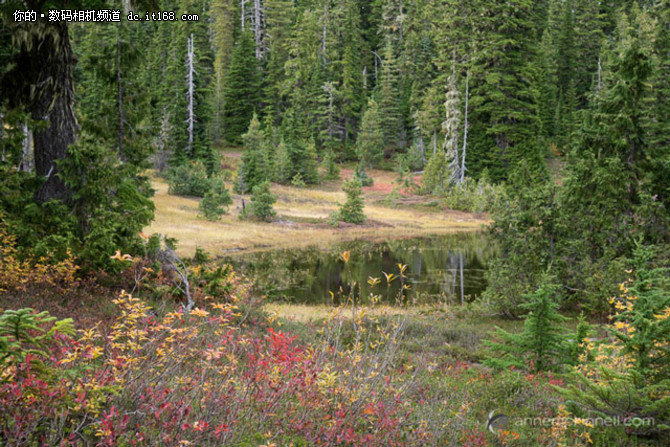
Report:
147,150,487,257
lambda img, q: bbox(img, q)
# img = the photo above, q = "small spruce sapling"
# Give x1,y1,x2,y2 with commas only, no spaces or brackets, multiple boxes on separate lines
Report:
354,164,374,187
485,278,569,372
322,149,340,180
248,180,277,222
339,178,366,224
198,177,233,221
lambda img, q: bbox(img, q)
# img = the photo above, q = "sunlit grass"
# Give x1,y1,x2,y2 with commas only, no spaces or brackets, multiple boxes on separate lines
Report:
146,163,489,257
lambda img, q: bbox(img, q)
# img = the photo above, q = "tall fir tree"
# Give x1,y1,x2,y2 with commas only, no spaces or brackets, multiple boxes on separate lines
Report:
210,0,238,143
356,99,384,169
377,40,403,152
236,113,269,193
223,31,260,145
467,0,544,182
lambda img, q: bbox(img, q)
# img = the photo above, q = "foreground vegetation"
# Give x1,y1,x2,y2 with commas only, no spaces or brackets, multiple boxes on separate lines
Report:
2,220,668,445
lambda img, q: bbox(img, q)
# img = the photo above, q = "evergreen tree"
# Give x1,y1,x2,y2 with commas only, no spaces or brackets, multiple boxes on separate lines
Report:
339,178,366,224
274,137,291,183
561,10,666,268
468,0,544,181
248,181,277,222
199,177,233,220
356,99,384,169
537,27,559,142
302,139,320,184
210,0,237,143
422,68,462,193
561,246,670,438
223,31,260,145
339,0,367,148
322,149,340,180
377,40,403,151
485,280,570,372
442,68,461,184
236,113,269,193
649,0,670,209
263,0,297,119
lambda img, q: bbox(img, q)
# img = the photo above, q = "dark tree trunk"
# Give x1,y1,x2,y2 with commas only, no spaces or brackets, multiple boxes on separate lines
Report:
7,21,78,203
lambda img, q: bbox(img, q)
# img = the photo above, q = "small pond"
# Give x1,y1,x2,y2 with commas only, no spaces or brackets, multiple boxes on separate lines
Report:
222,232,496,305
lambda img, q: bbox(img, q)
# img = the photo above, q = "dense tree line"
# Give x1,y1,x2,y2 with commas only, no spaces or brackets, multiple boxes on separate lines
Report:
1,0,668,281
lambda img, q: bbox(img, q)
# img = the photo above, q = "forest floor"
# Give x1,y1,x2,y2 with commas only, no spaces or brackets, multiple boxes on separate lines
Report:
146,150,489,258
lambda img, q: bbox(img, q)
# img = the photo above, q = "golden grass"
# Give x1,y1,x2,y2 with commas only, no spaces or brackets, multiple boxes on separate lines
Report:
145,163,489,258
265,302,417,323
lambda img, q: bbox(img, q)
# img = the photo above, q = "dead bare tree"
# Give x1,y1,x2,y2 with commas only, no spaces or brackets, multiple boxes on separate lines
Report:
157,235,194,312
185,34,196,156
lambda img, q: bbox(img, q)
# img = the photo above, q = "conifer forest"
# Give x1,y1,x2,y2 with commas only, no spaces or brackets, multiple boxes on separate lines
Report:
0,0,669,445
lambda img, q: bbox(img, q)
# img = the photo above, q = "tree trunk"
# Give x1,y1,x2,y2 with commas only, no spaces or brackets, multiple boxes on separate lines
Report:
253,0,263,59
20,123,34,173
117,25,125,160
459,250,464,305
460,71,469,184
11,21,78,203
241,0,246,31
186,34,195,156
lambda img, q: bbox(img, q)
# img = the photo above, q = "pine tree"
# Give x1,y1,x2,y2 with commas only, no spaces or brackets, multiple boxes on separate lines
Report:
248,180,277,222
316,81,341,152
561,246,670,437
274,137,291,183
356,99,384,169
560,10,665,268
485,280,569,372
223,31,260,145
199,177,233,220
537,27,559,142
302,139,320,184
236,113,269,193
442,67,461,184
210,0,237,143
648,0,670,210
377,40,403,151
262,0,296,118
468,0,544,181
322,149,340,180
339,178,366,224
339,0,366,148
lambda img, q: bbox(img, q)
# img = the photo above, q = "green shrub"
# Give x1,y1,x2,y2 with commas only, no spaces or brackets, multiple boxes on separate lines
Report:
560,245,670,438
353,165,373,187
441,177,505,213
321,150,340,180
339,178,366,224
422,152,449,194
198,177,233,221
167,161,210,197
0,308,75,375
396,142,425,172
247,181,277,222
290,173,306,188
485,279,571,372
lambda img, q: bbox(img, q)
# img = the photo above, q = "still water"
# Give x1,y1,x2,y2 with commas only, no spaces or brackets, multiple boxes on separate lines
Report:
223,232,495,305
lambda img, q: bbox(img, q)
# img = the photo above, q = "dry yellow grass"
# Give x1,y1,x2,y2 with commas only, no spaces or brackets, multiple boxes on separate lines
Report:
145,166,489,258
265,302,417,323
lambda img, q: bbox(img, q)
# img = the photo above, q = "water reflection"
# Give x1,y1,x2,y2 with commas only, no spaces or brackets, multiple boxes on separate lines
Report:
222,232,495,305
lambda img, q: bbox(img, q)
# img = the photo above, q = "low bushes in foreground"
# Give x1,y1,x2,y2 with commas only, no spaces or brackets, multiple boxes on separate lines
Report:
2,246,666,446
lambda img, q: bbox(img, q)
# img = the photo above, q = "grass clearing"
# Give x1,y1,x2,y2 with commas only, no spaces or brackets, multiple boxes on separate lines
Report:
147,158,489,257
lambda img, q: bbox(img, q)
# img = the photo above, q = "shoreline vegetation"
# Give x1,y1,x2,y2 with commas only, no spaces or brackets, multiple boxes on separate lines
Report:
147,154,489,258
